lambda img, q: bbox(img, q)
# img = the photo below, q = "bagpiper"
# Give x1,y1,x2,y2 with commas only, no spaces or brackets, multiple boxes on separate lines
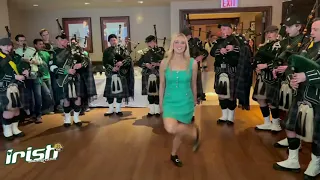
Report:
103,34,134,116
138,35,165,117
253,25,282,131
49,34,89,127
273,18,320,180
0,37,27,140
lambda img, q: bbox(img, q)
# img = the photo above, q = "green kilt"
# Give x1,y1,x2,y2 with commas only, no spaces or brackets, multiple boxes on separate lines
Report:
141,73,159,96
285,93,320,144
103,74,129,99
0,84,22,112
62,75,81,99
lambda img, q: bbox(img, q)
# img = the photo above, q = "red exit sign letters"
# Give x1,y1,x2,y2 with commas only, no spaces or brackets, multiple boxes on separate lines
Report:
221,0,238,8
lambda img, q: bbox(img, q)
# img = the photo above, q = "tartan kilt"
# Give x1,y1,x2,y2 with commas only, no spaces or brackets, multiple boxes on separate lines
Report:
265,80,281,108
103,74,129,99
197,70,203,97
252,74,267,101
19,83,31,110
214,66,236,101
62,75,81,99
141,73,159,96
285,95,320,143
0,83,22,112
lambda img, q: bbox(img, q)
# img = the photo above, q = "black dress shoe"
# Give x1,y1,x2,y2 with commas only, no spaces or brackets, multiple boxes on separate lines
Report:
104,112,114,116
155,113,161,117
147,113,154,117
217,119,226,124
75,122,82,127
171,155,183,167
116,112,123,116
14,132,25,138
226,121,234,125
64,123,71,127
5,136,14,141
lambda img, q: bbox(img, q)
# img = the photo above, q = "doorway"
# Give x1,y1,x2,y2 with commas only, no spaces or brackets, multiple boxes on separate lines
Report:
179,7,271,104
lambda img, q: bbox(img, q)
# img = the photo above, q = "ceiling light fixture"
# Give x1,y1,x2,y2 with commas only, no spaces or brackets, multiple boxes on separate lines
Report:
33,4,38,7
138,1,143,3
84,2,90,5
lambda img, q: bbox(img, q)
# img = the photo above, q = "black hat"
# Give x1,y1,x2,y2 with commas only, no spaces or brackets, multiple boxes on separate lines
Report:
145,35,156,43
108,34,117,42
0,38,12,46
264,25,279,33
218,23,232,28
55,34,67,40
181,28,192,36
283,15,305,26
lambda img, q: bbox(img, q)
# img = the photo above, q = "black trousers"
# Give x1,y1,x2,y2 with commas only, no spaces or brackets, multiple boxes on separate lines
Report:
148,95,159,104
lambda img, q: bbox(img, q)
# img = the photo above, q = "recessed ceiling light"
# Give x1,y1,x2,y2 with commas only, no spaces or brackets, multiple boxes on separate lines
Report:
33,4,38,7
85,2,90,5
138,1,143,3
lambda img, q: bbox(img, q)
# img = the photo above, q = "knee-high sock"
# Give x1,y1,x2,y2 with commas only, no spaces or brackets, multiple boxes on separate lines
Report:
148,96,155,114
73,104,81,123
64,106,72,124
219,99,228,120
107,98,114,113
227,100,236,122
11,116,22,135
2,118,13,137
260,106,270,124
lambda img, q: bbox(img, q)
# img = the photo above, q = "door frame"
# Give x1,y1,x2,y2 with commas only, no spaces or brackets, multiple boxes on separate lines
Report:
179,6,272,33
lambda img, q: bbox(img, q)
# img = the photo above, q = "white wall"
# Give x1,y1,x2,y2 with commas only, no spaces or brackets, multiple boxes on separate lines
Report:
8,6,171,61
170,0,282,34
0,0,10,37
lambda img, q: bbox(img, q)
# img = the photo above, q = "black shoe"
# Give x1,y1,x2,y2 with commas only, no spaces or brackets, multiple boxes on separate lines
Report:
104,112,114,116
226,121,234,125
13,132,25,138
116,112,123,116
304,174,319,180
5,136,14,141
155,113,161,117
74,122,82,127
147,113,154,117
64,123,71,127
171,155,183,167
217,119,226,124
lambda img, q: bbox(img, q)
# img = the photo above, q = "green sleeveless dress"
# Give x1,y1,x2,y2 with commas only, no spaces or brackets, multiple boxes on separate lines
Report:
163,58,195,124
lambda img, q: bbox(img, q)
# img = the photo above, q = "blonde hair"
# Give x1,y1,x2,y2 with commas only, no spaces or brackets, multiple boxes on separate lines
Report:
163,33,191,70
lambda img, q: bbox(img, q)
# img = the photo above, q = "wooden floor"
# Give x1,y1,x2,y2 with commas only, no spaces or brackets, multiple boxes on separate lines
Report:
0,105,314,180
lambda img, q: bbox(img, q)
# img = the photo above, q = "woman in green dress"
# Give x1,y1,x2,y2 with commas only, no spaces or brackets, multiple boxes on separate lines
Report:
159,33,200,167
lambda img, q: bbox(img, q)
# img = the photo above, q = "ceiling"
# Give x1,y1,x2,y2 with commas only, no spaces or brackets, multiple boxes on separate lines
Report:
10,0,205,10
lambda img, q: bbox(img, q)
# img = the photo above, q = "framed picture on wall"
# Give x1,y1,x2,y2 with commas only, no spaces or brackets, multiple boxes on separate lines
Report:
249,21,255,32
100,16,130,52
62,17,93,53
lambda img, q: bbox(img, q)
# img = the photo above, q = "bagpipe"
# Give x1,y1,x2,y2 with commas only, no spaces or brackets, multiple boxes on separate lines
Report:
273,2,319,68
252,40,279,69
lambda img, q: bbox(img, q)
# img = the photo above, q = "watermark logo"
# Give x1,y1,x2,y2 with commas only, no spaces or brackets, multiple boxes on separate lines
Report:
5,143,63,165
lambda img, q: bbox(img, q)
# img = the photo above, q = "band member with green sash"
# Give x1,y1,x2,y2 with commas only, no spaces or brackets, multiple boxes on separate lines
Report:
0,37,28,140
273,18,320,179
49,34,89,127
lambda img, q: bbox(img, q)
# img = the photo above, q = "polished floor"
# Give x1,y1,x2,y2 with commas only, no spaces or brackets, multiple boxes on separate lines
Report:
0,105,313,180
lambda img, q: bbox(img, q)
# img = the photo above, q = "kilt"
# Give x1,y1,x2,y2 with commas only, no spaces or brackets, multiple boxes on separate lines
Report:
62,75,81,100
265,80,281,108
103,74,129,99
197,70,203,97
19,83,31,110
214,66,236,101
252,74,267,101
0,83,22,112
285,95,320,144
141,73,159,96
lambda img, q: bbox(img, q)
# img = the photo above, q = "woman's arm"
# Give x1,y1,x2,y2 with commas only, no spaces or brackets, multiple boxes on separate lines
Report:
191,60,198,104
159,59,166,111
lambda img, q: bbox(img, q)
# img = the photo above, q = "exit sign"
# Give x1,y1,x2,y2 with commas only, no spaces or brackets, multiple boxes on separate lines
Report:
221,0,238,8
